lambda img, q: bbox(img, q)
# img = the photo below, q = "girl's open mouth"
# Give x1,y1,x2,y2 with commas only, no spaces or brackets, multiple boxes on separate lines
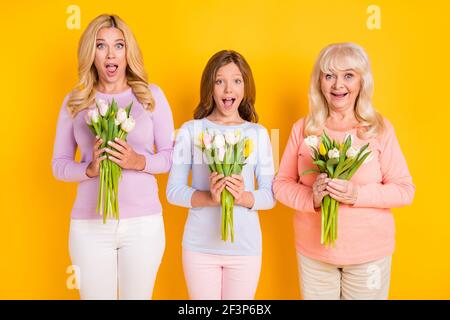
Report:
222,98,236,108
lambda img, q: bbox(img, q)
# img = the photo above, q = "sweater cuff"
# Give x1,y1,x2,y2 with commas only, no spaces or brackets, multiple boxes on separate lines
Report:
352,184,370,208
143,153,171,174
74,162,91,182
250,190,260,211
183,188,197,208
249,190,274,211
307,191,321,214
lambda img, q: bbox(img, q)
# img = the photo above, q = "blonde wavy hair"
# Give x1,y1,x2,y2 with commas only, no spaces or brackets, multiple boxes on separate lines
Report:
67,14,154,117
305,42,385,139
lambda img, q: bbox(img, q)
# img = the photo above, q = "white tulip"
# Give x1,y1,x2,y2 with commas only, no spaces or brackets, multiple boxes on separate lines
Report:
218,147,225,162
225,131,239,145
116,108,127,124
328,148,340,159
203,152,212,165
88,108,99,124
203,132,213,150
97,99,109,117
346,146,359,158
121,116,136,133
213,133,225,149
363,150,373,164
114,119,121,126
304,135,319,148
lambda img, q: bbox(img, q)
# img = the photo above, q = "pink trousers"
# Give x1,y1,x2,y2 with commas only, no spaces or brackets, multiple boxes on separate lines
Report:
182,249,262,300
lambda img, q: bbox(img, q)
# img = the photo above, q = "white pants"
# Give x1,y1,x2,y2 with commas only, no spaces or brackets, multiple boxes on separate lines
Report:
69,214,165,300
297,252,392,300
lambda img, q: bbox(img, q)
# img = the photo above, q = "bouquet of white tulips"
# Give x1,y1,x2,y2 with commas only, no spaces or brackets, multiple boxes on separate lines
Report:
85,99,135,223
197,129,254,242
301,132,371,246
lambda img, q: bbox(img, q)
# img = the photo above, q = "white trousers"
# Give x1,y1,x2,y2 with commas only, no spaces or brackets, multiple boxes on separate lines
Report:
69,214,165,300
297,252,392,300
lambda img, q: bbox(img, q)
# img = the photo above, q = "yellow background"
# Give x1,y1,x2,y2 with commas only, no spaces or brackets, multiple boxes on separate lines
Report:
0,0,448,299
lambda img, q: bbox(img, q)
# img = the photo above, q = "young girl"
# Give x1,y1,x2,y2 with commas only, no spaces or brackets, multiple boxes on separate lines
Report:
52,14,174,299
167,50,275,299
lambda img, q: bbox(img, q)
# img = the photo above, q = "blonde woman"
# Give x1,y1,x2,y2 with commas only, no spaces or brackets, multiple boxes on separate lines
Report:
51,14,174,299
273,43,415,300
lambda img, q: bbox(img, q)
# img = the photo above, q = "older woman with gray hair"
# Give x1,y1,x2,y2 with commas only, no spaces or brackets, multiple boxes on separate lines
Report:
273,43,415,300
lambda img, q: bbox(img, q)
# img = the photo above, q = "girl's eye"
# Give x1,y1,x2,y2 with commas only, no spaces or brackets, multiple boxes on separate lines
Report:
235,79,242,84
115,43,124,49
215,79,223,85
96,43,105,49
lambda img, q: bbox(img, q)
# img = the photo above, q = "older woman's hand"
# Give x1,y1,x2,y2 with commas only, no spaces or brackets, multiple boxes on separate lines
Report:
312,173,330,208
326,178,358,205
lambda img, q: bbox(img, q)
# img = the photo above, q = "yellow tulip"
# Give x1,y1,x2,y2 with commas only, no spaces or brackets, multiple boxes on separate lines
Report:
198,132,204,148
244,139,254,158
319,142,327,156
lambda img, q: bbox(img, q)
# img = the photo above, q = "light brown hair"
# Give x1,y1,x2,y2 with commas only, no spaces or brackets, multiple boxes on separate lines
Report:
194,50,258,123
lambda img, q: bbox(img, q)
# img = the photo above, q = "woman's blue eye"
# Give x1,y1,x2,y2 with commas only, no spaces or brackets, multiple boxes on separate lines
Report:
325,74,334,80
96,43,105,49
345,74,354,79
115,43,124,49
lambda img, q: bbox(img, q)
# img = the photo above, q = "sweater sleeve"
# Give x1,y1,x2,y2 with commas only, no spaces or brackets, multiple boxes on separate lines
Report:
250,127,276,211
166,122,196,208
143,85,174,174
51,95,91,182
273,119,318,214
352,119,415,209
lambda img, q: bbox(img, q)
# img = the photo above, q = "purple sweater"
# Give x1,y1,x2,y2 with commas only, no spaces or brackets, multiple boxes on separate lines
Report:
52,84,174,219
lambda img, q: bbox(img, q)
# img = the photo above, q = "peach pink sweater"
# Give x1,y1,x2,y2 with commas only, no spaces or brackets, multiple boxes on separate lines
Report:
273,118,415,265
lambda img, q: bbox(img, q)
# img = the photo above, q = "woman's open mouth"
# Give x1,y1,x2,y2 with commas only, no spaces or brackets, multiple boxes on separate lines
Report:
105,63,119,77
331,92,348,99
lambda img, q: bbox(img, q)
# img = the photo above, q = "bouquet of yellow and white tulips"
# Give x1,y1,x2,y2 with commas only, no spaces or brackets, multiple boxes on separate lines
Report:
197,129,254,242
301,132,371,246
85,99,134,223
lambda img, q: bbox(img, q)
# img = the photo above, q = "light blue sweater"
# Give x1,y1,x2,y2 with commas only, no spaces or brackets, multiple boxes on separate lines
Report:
166,118,276,256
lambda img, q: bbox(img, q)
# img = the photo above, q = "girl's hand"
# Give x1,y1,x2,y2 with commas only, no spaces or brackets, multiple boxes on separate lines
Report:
104,138,146,171
86,137,107,178
312,173,330,208
209,172,226,204
225,175,245,204
326,178,358,205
